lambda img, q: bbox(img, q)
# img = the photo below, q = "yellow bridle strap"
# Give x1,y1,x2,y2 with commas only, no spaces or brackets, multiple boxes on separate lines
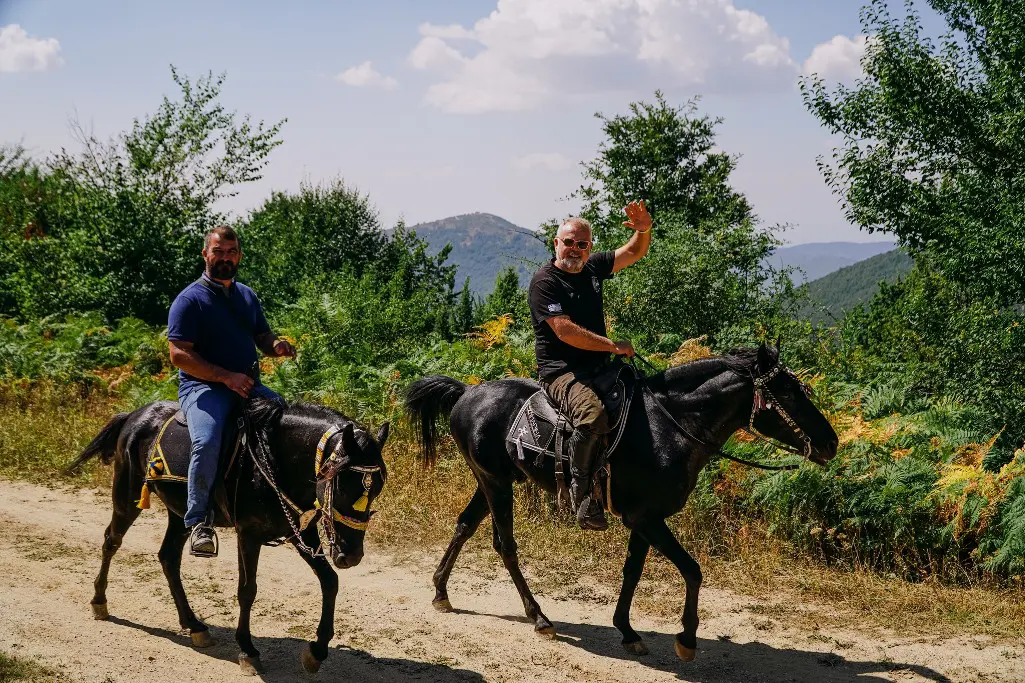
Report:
314,499,369,531
315,426,342,476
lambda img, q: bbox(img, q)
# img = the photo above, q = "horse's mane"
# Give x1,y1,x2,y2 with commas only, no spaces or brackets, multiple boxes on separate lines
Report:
247,398,381,459
648,346,760,392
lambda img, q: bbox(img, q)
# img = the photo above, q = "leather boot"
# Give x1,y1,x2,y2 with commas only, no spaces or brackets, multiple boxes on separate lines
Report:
567,428,607,531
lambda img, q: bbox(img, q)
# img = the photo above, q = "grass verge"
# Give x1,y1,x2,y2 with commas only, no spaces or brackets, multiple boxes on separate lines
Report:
3,386,1024,642
0,651,67,682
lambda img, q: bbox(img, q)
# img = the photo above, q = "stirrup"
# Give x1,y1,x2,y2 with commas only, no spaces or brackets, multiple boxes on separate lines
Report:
189,525,219,558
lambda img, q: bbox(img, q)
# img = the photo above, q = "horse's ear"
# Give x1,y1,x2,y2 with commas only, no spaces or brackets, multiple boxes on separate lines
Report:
757,341,776,373
776,334,782,353
340,422,358,454
376,421,390,449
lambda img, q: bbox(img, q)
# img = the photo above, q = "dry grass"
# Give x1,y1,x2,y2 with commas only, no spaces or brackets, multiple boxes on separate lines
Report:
4,388,1025,642
0,650,69,682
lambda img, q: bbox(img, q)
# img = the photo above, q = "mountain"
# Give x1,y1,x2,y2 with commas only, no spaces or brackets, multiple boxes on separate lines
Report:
799,248,914,324
770,241,897,283
405,213,550,294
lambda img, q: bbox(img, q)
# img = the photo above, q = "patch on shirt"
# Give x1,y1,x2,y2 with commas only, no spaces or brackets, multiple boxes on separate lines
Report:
547,303,563,313
592,276,601,293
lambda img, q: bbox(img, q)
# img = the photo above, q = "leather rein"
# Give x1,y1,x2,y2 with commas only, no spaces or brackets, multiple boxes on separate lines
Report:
630,355,813,472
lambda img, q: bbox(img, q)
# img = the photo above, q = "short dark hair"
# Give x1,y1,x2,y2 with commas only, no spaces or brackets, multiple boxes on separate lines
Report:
204,224,240,249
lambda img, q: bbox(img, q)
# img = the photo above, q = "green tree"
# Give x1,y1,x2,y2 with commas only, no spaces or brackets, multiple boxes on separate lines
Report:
550,92,796,351
479,266,530,328
0,66,284,324
241,180,386,312
802,0,1025,461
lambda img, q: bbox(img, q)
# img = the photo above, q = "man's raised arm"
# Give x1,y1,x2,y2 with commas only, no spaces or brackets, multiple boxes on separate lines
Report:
612,200,652,273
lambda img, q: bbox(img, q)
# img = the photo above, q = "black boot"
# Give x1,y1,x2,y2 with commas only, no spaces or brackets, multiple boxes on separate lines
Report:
567,428,607,531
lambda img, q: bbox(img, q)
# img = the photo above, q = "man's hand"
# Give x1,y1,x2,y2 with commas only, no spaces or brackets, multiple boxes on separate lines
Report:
272,338,296,358
622,200,652,233
223,371,255,398
612,340,635,357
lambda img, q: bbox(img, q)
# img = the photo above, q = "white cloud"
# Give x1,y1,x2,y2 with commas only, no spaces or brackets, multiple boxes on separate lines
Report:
335,61,398,90
0,24,62,73
803,35,868,81
407,0,799,114
513,152,574,172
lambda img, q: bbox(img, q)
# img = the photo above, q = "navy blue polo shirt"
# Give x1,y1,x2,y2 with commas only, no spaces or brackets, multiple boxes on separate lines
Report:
167,275,271,395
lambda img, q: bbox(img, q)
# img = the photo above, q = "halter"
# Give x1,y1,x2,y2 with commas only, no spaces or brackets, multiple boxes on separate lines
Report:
312,425,384,557
631,353,813,471
249,422,383,559
746,364,814,460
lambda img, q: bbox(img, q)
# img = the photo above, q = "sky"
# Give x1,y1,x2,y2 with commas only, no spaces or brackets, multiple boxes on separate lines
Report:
0,0,929,245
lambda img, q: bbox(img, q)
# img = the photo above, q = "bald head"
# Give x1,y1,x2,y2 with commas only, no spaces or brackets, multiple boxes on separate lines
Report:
553,216,593,273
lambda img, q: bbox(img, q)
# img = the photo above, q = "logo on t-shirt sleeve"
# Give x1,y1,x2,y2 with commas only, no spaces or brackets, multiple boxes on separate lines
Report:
547,303,563,313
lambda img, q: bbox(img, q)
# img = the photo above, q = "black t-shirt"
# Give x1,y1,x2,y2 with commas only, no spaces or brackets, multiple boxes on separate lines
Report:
528,251,616,381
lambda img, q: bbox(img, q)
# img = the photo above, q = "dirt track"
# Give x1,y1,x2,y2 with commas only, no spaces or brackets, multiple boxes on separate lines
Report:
0,479,1021,683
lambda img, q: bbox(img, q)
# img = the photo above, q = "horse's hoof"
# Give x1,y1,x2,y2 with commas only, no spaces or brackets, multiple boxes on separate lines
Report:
433,598,453,613
301,645,323,674
238,654,261,676
535,623,557,640
91,603,109,620
623,640,649,656
191,630,215,648
674,635,696,662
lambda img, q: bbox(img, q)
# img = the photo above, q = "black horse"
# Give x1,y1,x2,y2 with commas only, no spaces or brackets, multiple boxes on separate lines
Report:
404,343,838,661
66,398,390,675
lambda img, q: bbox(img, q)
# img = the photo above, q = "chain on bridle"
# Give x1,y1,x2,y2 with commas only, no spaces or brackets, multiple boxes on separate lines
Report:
248,423,383,559
746,364,814,460
631,353,814,470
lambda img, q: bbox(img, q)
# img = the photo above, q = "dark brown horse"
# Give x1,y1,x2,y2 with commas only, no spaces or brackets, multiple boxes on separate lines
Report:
404,343,837,661
66,398,389,675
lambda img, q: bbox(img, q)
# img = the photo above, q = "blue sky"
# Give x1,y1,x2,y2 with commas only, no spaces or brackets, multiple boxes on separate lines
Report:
0,0,926,244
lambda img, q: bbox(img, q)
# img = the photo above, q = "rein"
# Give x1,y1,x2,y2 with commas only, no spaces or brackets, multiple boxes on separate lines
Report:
629,354,808,472
246,421,380,559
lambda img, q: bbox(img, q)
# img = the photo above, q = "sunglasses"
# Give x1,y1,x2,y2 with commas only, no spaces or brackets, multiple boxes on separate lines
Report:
558,238,591,249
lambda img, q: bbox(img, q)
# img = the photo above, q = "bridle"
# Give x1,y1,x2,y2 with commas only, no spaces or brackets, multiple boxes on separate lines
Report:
632,354,814,471
247,422,384,559
746,364,814,460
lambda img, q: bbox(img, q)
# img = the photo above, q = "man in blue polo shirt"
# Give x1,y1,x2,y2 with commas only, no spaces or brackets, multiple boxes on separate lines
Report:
167,225,295,557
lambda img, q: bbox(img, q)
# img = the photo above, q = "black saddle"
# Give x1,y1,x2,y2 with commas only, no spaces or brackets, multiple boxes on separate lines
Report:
507,364,637,511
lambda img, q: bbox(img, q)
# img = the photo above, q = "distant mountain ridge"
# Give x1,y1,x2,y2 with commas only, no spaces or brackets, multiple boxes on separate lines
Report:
770,241,897,283
406,213,550,294
403,213,904,303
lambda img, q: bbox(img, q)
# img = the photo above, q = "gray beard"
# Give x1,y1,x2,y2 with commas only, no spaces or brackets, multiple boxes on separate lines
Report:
556,256,585,272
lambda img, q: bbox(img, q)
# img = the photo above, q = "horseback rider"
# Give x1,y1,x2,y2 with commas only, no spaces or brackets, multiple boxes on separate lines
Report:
166,225,296,557
528,201,652,530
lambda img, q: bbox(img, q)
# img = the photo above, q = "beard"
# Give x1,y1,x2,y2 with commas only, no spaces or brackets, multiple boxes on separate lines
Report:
209,260,238,280
556,254,585,273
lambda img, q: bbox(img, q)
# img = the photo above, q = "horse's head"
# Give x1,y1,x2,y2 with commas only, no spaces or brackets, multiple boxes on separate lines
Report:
316,421,390,569
747,341,838,466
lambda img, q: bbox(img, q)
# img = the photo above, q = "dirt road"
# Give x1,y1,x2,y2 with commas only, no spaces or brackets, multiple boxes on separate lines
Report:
0,479,1020,683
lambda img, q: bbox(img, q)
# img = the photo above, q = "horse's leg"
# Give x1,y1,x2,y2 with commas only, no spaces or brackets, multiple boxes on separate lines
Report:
639,520,702,661
157,510,211,645
291,540,339,674
613,529,651,655
234,532,263,674
432,485,490,611
90,458,142,620
483,480,555,637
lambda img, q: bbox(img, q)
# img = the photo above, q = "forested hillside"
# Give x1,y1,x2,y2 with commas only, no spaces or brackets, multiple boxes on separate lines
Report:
800,249,914,323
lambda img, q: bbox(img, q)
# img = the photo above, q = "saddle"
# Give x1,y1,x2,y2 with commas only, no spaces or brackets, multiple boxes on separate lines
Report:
136,404,247,521
507,364,637,515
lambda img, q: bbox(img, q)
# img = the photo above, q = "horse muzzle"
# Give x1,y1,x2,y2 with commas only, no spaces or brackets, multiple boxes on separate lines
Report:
330,543,364,569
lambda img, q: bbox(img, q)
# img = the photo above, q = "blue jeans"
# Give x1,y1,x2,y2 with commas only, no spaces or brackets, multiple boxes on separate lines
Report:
179,382,281,528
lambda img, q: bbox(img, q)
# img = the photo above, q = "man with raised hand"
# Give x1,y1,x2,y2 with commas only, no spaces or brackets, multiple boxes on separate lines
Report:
528,201,652,530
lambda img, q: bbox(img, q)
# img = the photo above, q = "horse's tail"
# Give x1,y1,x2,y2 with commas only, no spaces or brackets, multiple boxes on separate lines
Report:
403,375,467,467
64,411,131,475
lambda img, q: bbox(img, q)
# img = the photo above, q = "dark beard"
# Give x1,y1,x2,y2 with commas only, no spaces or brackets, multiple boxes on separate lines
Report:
209,261,237,279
